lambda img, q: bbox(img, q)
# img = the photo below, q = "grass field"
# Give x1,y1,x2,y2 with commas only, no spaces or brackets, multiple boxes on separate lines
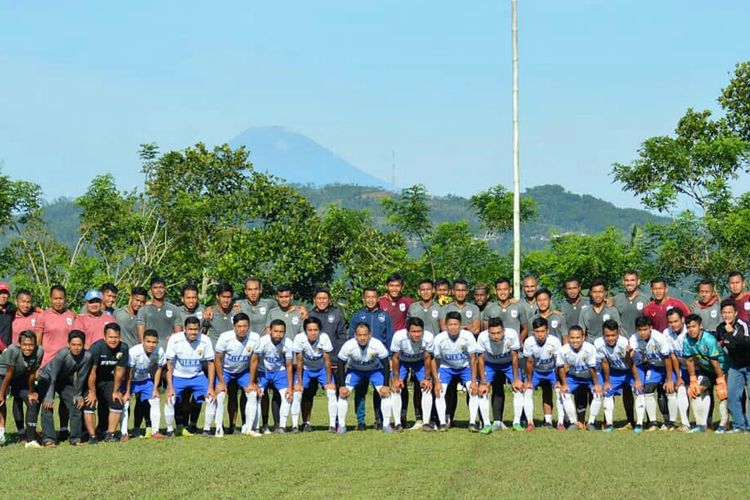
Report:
1,391,747,499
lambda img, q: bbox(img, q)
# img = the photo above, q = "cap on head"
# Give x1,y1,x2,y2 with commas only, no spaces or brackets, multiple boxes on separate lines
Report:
84,289,103,302
0,281,10,294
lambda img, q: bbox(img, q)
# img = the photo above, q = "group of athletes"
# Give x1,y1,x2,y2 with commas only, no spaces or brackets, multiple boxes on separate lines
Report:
0,269,749,448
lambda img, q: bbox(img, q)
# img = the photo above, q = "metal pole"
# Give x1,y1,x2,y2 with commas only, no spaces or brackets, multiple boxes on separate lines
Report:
511,0,521,298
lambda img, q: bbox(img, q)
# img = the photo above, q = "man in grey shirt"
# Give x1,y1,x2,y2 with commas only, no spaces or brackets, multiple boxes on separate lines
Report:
559,277,588,327
519,275,539,321
528,289,568,341
611,270,647,335
175,283,206,329
237,278,278,335
203,282,238,342
0,330,44,446
483,278,528,341
265,285,304,340
407,279,442,335
580,279,621,341
691,279,722,333
136,277,181,350
114,286,148,349
439,279,480,334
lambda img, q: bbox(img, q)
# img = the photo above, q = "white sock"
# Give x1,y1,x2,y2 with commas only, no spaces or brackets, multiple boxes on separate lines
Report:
523,389,534,424
381,391,392,427
562,393,578,424
337,397,349,428
203,398,216,431
666,393,677,424
291,391,302,428
588,394,602,425
644,393,657,423
326,389,338,428
149,398,161,434
389,391,402,426
120,400,130,435
701,393,712,425
635,394,645,425
164,399,175,432
719,400,728,426
279,390,292,428
478,395,490,426
603,396,615,425
468,394,479,424
692,394,706,426
677,386,689,426
435,385,447,425
555,388,565,425
244,391,258,431
421,390,433,422
215,392,226,429
544,413,552,424
0,426,5,438
512,391,524,425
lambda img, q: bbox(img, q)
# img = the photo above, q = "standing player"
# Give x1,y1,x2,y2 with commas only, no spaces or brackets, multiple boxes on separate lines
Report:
560,277,588,329
294,317,337,432
407,280,442,348
265,286,304,341
556,326,602,430
528,289,568,342
522,317,562,430
439,279,480,334
579,279,621,341
12,289,39,344
74,290,114,347
175,283,205,327
164,317,216,437
483,278,527,341
435,279,453,306
473,284,490,316
336,322,392,433
432,312,480,431
379,273,414,332
691,280,721,334
595,320,631,432
715,299,750,432
204,282,238,344
519,275,539,321
135,277,181,349
664,308,691,431
725,271,750,323
125,329,166,439
389,317,436,432
0,330,43,447
0,281,13,351
611,270,648,336
642,278,690,333
476,317,523,432
113,287,148,350
628,316,675,432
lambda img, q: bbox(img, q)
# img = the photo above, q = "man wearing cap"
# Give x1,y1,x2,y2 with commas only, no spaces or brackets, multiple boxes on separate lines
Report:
0,281,15,351
74,290,114,348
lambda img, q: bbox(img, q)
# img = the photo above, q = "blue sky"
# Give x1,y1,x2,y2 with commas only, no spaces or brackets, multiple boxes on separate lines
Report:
1,1,748,209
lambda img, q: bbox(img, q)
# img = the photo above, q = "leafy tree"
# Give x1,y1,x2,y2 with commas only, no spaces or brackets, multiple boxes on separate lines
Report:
470,184,537,233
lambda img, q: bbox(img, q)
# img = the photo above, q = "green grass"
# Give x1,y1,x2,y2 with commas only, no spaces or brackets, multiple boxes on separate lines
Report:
1,391,747,499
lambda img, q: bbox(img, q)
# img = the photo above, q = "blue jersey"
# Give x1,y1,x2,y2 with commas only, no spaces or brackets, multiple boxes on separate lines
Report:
682,330,728,372
348,308,394,347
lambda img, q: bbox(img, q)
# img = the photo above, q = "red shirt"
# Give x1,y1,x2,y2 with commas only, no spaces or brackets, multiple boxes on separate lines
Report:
35,308,77,367
725,292,750,323
642,297,690,333
73,311,114,347
12,310,40,344
378,296,415,331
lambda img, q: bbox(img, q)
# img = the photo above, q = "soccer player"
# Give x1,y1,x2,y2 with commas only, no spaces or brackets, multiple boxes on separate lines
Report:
628,316,675,432
473,283,490,315
213,313,260,436
265,286,304,340
725,271,750,323
556,326,602,431
559,277,588,328
247,319,295,435
389,317,436,432
642,278,690,333
12,289,39,344
683,313,729,433
439,279,480,334
336,322,392,433
164,317,216,437
528,288,568,342
0,330,43,447
432,312,480,431
0,281,13,351
37,330,91,446
73,290,114,347
100,283,118,315
691,279,721,334
379,273,414,332
113,287,148,350
476,317,523,432
611,270,648,336
176,283,206,327
715,299,750,431
407,279,442,346
435,278,453,306
519,275,539,321
135,277,181,349
204,282,238,343
482,278,527,341
522,317,562,430
664,308,691,431
125,329,166,439
294,317,337,432
84,322,129,443
579,279,621,341
307,287,347,379
595,319,632,432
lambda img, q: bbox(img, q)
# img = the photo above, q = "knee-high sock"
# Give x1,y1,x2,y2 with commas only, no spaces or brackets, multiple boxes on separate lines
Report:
421,390,433,423
149,398,161,434
644,393,657,422
244,391,258,432
512,391,524,424
478,395,490,426
164,398,175,432
325,389,338,428
677,386,689,426
523,389,534,424
390,392,402,425
666,392,678,424
120,400,130,435
555,388,565,425
603,396,615,425
562,393,578,424
215,392,226,429
291,391,302,428
719,399,728,426
635,394,645,425
337,397,349,428
279,389,292,429
203,397,216,431
380,392,392,427
468,394,479,424
692,393,707,426
435,385,448,425
700,392,712,426
588,394,602,424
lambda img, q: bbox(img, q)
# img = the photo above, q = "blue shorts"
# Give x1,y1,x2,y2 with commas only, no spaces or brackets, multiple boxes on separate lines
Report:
485,362,515,384
633,365,674,392
603,369,631,397
399,362,427,382
565,375,596,394
131,379,155,402
222,369,250,389
173,374,209,404
258,370,289,391
531,370,556,389
302,367,332,389
345,369,384,389
438,366,472,386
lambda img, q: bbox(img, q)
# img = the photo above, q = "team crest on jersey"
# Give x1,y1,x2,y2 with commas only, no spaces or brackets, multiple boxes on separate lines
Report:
666,305,674,311
246,345,253,352
603,314,610,321
196,311,203,319
292,317,299,325
378,314,386,323
259,307,267,315
466,310,473,319
545,347,552,355
196,348,204,356
66,317,73,326
745,302,750,311
511,310,518,318
399,303,406,312
328,314,335,323
31,319,36,326
316,345,323,353
551,320,559,328
461,343,467,352
166,310,173,318
637,302,644,310
432,310,439,318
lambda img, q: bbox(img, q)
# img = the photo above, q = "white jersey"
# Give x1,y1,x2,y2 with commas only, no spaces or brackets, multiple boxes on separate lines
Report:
556,342,597,379
390,329,434,364
594,336,630,372
128,344,166,383
433,330,477,369
523,335,562,373
663,326,688,369
253,335,293,373
475,328,520,366
215,330,261,374
293,332,334,371
629,330,671,368
338,338,389,372
165,333,214,379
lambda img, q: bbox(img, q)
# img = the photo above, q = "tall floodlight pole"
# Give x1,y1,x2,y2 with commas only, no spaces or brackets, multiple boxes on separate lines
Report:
511,0,521,298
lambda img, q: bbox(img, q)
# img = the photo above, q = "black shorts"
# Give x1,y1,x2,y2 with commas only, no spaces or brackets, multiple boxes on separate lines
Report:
696,370,716,390
84,381,124,413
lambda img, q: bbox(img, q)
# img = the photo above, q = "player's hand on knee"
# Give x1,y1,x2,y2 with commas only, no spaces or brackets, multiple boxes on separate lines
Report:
339,387,350,399
523,380,532,391
378,386,390,398
324,382,336,391
215,383,226,394
512,380,523,392
390,379,401,393
663,380,675,394
593,384,603,396
43,400,54,411
420,379,432,392
294,383,303,393
478,383,489,396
